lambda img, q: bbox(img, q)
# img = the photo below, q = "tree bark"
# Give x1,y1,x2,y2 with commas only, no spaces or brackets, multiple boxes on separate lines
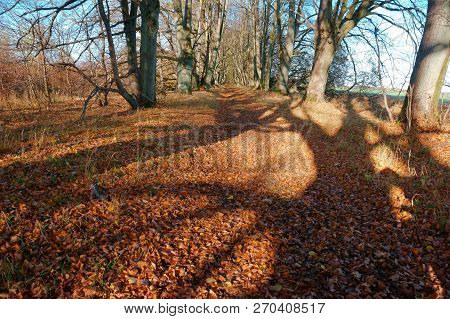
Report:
174,0,194,94
402,0,450,131
260,1,269,89
192,0,205,89
276,0,304,94
97,0,140,109
306,36,335,101
120,0,139,99
305,0,390,101
205,0,228,90
252,0,262,88
306,0,335,101
277,0,296,94
263,0,278,91
140,0,160,105
98,9,109,107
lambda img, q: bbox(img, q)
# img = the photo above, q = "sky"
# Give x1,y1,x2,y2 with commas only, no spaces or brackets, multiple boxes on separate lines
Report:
1,0,449,93
349,2,450,93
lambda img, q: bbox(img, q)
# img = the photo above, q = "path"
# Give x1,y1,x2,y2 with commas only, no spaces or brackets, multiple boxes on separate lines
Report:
0,87,447,298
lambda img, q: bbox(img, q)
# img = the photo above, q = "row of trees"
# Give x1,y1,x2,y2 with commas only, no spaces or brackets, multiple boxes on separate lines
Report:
0,0,448,131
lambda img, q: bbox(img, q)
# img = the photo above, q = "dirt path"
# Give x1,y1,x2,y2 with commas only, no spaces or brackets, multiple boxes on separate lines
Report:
0,87,448,298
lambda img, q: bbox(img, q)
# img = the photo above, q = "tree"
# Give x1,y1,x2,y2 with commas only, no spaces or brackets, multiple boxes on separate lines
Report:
98,0,140,109
140,0,160,104
205,0,229,90
306,0,392,101
263,0,278,91
173,0,194,94
402,0,450,131
13,0,161,110
118,0,160,106
277,0,304,95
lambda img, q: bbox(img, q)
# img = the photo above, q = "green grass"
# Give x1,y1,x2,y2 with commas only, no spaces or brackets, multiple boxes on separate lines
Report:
335,86,450,104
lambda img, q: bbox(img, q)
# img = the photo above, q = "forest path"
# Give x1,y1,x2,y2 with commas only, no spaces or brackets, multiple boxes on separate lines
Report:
0,86,447,298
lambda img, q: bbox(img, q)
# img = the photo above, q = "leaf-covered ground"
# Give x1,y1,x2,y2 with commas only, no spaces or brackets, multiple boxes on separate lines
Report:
0,87,448,298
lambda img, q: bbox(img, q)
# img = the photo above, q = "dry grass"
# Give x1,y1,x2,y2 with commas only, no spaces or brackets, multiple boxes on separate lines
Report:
0,87,448,298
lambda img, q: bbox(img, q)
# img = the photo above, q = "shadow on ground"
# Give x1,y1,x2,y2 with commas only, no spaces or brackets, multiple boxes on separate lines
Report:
0,87,448,298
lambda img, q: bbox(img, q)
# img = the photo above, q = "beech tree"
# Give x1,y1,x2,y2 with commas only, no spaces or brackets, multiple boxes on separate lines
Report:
1,0,442,119
306,0,393,101
99,0,160,108
276,0,304,94
173,0,194,94
140,0,161,104
402,0,450,131
205,0,229,90
12,0,161,110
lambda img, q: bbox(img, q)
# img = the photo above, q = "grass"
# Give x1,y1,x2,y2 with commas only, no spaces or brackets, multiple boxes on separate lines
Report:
335,86,450,104
0,87,448,298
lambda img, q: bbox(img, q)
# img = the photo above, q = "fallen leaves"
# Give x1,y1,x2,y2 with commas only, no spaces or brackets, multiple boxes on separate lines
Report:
0,88,448,299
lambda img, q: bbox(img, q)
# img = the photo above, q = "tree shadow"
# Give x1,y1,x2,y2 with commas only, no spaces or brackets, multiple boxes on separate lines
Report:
175,87,449,298
0,87,447,298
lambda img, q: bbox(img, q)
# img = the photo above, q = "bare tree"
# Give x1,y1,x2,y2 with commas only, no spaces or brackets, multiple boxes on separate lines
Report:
306,0,393,101
277,0,304,94
205,0,228,90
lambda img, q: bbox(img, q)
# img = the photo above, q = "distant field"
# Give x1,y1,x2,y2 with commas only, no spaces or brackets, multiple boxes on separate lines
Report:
335,87,450,105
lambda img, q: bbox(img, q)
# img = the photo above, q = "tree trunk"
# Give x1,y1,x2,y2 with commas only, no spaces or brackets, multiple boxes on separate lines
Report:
402,0,450,131
174,0,194,94
41,51,52,108
252,0,262,88
205,0,228,90
192,0,205,90
306,34,335,101
98,0,140,109
305,0,384,102
277,0,296,95
140,0,160,105
98,10,109,107
200,2,213,85
260,1,269,89
120,0,139,99
263,0,277,91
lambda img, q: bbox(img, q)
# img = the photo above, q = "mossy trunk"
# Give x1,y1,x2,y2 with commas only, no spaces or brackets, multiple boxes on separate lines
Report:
139,0,160,106
174,0,194,95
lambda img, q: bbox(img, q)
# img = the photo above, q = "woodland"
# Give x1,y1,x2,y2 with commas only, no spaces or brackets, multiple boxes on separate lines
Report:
0,0,449,298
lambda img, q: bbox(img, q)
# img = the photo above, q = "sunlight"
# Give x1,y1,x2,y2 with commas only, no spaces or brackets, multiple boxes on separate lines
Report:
258,107,279,121
349,98,404,136
370,144,413,177
363,125,382,145
417,133,450,167
292,102,347,137
388,185,414,222
1,0,448,302
258,131,317,197
427,264,445,298
165,128,317,198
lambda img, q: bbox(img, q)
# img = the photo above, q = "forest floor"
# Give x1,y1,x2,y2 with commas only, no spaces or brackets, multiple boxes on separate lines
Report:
0,86,448,298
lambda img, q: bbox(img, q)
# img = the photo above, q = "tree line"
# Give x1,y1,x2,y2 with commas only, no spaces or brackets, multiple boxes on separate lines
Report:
0,0,448,131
